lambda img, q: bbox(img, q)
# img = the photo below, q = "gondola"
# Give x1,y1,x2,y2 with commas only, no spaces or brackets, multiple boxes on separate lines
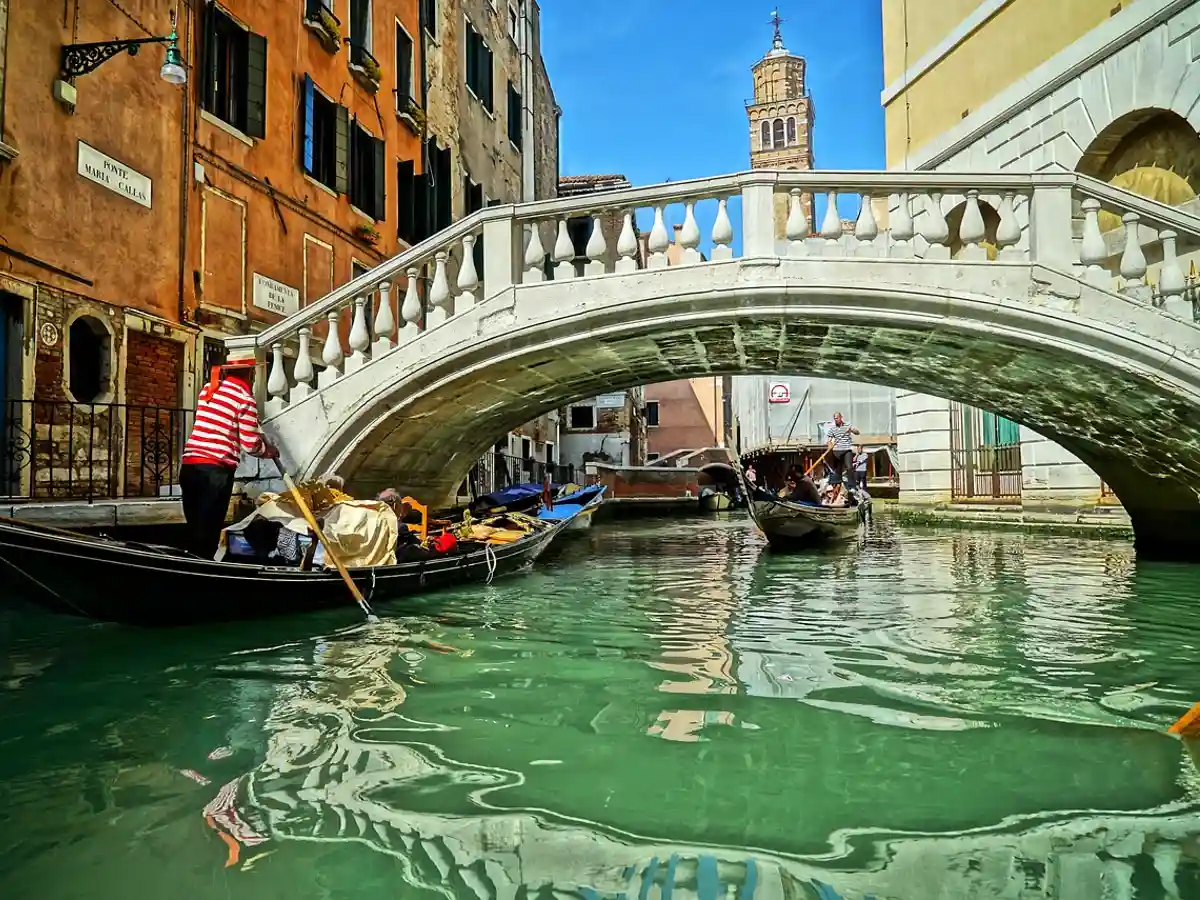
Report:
733,455,868,550
0,492,601,627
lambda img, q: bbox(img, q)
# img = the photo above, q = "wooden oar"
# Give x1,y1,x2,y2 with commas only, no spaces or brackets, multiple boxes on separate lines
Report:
273,459,377,622
803,448,831,478
1168,701,1200,738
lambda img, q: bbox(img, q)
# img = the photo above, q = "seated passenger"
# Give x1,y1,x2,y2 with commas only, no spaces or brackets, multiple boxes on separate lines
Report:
784,474,823,506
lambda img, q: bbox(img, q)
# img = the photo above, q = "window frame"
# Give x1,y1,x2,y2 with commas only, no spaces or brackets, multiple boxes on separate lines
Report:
506,81,522,150
348,117,386,222
394,17,416,106
349,0,374,53
786,116,797,145
301,75,348,194
63,312,115,405
421,0,437,40
645,401,660,428
568,405,595,431
772,118,785,148
760,120,771,150
199,4,268,140
463,17,494,114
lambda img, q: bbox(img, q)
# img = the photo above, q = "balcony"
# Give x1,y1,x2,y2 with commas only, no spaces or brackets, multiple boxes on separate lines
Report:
348,42,382,94
303,0,342,54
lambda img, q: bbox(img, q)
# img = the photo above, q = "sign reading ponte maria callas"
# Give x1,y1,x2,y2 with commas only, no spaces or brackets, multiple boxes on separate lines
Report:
77,141,152,208
768,382,791,403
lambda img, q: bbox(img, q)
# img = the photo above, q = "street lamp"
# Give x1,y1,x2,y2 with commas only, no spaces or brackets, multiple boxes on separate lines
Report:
60,10,186,86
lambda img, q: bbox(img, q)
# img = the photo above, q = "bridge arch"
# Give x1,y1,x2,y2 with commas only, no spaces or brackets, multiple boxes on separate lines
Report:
283,278,1200,560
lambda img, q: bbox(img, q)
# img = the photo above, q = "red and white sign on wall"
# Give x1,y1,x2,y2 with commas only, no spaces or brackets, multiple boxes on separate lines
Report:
768,382,790,403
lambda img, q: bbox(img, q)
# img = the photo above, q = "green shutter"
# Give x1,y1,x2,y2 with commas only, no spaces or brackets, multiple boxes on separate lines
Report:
372,137,386,221
245,32,268,139
334,105,350,195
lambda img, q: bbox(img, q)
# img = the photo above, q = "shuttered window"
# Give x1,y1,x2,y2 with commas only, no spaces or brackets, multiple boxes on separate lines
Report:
507,82,522,149
200,5,267,139
300,75,346,194
464,20,493,113
397,159,427,244
349,120,386,221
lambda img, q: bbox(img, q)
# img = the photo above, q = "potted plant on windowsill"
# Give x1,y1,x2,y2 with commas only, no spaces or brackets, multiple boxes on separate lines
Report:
348,46,383,94
303,3,342,54
354,223,381,246
397,98,427,134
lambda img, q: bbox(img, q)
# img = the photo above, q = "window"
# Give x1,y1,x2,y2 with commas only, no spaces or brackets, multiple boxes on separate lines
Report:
569,405,594,430
772,118,784,147
349,0,372,51
507,82,522,149
67,316,111,404
352,260,371,280
760,120,771,150
427,138,453,232
646,401,660,427
522,438,531,459
421,0,437,38
648,453,661,462
396,159,427,244
349,120,386,220
508,6,518,39
200,5,268,139
786,117,797,145
301,76,348,193
464,20,494,112
395,21,414,103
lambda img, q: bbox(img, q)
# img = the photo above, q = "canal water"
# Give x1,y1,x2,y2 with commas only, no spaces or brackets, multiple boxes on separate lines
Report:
1,517,1198,898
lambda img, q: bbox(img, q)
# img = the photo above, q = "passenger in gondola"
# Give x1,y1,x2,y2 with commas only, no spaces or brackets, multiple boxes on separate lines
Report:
180,356,279,560
783,473,823,506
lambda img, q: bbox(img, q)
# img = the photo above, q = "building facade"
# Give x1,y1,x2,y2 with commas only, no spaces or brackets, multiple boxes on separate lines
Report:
0,0,560,507
883,0,1200,515
0,0,194,502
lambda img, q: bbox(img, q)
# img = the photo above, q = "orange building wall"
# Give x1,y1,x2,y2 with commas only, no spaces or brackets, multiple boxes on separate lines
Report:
0,0,185,322
647,379,722,458
184,0,423,334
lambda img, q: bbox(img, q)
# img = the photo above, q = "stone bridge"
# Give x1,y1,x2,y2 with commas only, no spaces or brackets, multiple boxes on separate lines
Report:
227,169,1200,559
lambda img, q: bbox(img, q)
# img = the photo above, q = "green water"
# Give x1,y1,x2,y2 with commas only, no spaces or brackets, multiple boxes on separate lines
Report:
1,517,1199,899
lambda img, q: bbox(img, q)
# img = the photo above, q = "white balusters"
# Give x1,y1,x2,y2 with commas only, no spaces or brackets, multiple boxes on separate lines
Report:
957,190,987,261
920,192,950,259
820,191,842,256
995,192,1022,260
647,206,670,269
615,212,639,273
553,220,575,280
456,234,479,314
1159,229,1188,318
346,295,370,373
889,193,914,258
679,202,702,265
711,198,734,261
584,215,607,276
318,309,344,388
372,281,395,354
1118,212,1149,301
427,250,453,326
293,326,314,400
854,192,878,256
266,341,288,414
523,222,547,284
786,188,809,257
400,267,422,343
1079,198,1108,285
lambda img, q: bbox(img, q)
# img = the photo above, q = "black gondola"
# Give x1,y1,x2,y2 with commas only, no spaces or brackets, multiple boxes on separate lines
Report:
0,499,592,627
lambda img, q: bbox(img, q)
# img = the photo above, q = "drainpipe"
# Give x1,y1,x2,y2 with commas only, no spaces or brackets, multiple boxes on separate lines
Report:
176,0,192,328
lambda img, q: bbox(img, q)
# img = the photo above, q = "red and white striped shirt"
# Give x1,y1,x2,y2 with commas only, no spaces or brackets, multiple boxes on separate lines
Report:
182,376,266,468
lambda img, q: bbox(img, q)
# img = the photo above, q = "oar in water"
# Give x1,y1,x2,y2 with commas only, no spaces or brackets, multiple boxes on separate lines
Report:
272,458,378,623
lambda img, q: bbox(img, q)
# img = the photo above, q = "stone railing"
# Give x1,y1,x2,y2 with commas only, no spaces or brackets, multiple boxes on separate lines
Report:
229,170,1200,413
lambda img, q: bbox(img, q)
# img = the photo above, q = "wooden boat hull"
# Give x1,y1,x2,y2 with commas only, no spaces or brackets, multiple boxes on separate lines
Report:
749,498,862,549
0,509,575,627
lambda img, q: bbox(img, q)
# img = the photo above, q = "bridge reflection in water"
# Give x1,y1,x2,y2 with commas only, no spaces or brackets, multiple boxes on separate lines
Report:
207,597,1200,900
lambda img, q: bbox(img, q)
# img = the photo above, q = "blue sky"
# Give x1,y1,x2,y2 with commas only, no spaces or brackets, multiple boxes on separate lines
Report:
540,2,886,185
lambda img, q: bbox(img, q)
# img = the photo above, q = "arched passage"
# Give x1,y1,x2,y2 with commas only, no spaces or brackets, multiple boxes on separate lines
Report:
286,281,1200,560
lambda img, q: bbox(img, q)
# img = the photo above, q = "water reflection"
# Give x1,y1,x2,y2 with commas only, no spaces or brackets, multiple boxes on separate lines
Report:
1,519,1200,899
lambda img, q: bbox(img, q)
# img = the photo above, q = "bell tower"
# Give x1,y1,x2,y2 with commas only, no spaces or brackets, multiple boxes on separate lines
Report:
747,10,815,237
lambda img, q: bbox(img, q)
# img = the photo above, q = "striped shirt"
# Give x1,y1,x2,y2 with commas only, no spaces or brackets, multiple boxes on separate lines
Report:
827,423,855,451
182,376,265,468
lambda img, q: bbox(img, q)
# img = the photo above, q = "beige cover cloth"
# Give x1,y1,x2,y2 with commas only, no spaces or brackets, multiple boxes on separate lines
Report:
319,500,399,569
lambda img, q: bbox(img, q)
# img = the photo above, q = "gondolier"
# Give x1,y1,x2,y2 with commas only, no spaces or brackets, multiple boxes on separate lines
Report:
824,412,859,499
180,356,279,559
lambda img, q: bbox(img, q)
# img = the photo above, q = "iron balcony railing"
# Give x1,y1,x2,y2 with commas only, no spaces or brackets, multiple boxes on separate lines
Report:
466,452,575,501
1,400,194,503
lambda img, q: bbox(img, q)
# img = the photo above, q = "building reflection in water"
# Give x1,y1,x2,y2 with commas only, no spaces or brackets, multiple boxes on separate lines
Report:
188,612,1200,900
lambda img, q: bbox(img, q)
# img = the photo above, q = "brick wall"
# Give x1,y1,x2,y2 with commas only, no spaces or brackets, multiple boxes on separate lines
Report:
125,330,184,497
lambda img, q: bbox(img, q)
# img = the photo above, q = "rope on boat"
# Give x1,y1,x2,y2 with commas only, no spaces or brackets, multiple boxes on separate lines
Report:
484,543,498,585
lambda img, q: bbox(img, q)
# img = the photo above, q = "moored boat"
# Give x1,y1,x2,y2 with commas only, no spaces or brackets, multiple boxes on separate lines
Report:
0,489,605,626
699,489,733,513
